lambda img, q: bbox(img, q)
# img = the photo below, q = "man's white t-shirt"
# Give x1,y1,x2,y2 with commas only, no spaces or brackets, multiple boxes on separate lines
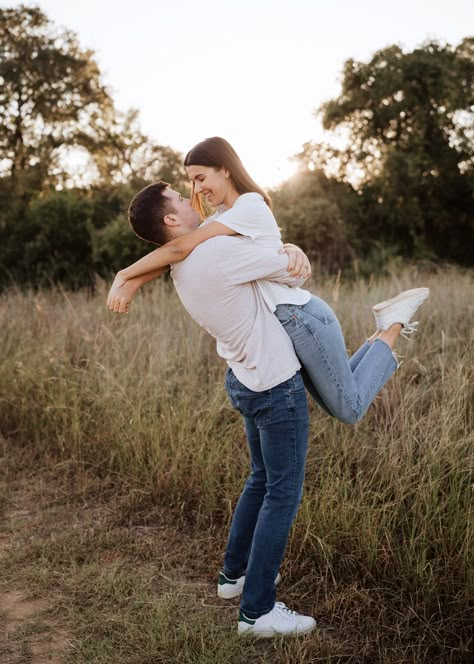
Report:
170,235,302,392
209,193,312,312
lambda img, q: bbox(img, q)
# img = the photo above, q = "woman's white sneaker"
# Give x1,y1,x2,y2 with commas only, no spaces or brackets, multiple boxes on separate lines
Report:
372,287,429,331
238,602,316,638
217,571,281,599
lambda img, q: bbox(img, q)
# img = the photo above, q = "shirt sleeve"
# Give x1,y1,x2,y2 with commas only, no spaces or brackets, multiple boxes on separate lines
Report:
214,193,281,240
215,236,305,288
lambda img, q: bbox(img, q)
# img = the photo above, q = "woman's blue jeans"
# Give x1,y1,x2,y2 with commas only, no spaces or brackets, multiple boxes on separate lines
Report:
275,296,398,424
224,368,309,619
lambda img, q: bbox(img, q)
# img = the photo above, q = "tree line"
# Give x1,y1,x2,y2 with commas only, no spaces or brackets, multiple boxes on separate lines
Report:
1,5,472,289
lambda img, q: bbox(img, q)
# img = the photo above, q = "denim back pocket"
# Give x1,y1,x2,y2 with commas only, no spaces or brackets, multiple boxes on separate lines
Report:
225,370,272,427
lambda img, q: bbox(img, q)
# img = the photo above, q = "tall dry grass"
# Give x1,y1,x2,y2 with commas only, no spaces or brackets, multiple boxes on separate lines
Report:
1,266,473,659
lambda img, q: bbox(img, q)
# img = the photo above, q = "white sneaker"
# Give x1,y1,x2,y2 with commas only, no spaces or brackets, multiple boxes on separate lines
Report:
372,287,429,334
238,602,316,638
217,571,281,599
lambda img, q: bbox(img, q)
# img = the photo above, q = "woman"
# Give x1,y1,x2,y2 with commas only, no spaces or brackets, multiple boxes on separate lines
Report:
108,137,429,425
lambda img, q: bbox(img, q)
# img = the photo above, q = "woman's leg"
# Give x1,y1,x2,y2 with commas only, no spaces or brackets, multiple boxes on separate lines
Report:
275,297,398,424
301,338,374,415
349,340,372,371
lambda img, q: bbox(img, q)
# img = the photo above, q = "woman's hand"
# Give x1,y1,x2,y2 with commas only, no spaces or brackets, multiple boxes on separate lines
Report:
279,243,312,280
107,273,139,313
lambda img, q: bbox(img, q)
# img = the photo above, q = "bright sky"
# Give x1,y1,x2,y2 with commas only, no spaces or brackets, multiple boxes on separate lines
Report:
3,0,474,186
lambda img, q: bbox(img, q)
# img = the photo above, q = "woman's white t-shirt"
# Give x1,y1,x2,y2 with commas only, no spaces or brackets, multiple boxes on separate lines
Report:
206,192,311,312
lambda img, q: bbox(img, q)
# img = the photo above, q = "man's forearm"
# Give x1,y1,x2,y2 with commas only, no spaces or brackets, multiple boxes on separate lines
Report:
261,267,306,288
279,244,311,282
225,241,311,287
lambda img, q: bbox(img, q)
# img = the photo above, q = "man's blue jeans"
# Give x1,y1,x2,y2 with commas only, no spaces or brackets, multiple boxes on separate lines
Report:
275,296,398,424
224,368,309,619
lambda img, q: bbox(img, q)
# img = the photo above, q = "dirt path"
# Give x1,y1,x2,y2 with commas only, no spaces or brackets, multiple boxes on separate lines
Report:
0,444,346,664
0,457,225,664
0,492,70,663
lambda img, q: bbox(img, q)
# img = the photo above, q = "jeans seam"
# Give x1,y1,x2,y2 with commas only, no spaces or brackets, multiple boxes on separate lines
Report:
365,339,398,398
291,310,361,419
272,388,297,583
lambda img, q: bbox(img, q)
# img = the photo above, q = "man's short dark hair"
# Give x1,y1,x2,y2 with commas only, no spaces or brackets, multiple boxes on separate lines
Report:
128,181,175,246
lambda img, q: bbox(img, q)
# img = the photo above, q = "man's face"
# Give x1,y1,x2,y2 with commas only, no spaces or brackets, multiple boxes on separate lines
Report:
163,188,201,234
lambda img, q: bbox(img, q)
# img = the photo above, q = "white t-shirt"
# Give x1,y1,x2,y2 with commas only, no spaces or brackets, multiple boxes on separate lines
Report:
209,192,311,312
170,235,302,392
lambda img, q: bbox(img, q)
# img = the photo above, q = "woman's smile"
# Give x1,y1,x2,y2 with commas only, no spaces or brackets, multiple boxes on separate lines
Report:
186,164,238,209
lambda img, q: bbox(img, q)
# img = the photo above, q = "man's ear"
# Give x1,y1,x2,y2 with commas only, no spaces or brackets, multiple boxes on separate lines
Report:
163,212,178,228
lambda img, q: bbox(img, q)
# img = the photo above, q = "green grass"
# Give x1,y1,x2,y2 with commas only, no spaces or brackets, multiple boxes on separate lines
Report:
0,266,473,662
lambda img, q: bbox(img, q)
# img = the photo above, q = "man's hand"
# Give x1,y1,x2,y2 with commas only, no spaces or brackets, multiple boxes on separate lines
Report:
279,243,312,280
107,273,139,313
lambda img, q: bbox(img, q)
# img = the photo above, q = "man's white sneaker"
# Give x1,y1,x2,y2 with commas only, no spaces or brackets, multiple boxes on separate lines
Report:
372,287,429,334
238,602,316,638
217,571,281,599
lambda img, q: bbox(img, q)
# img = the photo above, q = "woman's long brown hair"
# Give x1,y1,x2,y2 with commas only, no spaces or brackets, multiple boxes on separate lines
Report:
184,137,272,216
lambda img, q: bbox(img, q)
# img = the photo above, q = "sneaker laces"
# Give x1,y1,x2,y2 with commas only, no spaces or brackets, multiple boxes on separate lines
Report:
401,321,419,341
274,602,297,620
392,349,404,368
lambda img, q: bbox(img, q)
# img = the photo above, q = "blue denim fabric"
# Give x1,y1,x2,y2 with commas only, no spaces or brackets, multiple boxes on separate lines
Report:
275,296,398,424
224,368,309,619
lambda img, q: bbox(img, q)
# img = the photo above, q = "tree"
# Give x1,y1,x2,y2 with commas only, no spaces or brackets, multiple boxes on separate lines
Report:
79,109,188,190
91,213,153,275
0,189,94,288
0,5,114,192
271,169,354,273
0,6,190,290
317,39,474,182
301,39,474,264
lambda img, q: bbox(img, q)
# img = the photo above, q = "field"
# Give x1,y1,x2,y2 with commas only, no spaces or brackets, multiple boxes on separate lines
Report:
0,266,473,663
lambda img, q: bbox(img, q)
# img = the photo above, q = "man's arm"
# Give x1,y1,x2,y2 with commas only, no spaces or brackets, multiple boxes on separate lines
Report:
217,237,311,287
214,195,310,278
279,244,311,279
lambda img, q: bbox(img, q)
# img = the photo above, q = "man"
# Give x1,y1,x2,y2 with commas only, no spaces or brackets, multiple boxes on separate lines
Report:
108,182,316,638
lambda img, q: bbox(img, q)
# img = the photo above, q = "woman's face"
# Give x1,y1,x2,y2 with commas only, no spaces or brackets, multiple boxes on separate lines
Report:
186,164,236,208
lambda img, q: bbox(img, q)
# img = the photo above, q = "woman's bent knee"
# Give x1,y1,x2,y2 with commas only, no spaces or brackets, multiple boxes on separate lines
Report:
333,405,361,425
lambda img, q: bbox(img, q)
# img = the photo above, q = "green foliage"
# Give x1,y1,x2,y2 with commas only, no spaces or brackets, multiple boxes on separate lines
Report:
0,7,190,290
299,39,474,266
81,108,189,189
0,189,94,288
320,39,474,177
0,183,164,290
91,214,152,275
0,5,114,190
1,12,472,288
271,169,354,272
0,6,189,196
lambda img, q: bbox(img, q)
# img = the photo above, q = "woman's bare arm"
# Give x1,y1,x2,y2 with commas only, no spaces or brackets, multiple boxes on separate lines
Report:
119,222,237,282
107,266,168,313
